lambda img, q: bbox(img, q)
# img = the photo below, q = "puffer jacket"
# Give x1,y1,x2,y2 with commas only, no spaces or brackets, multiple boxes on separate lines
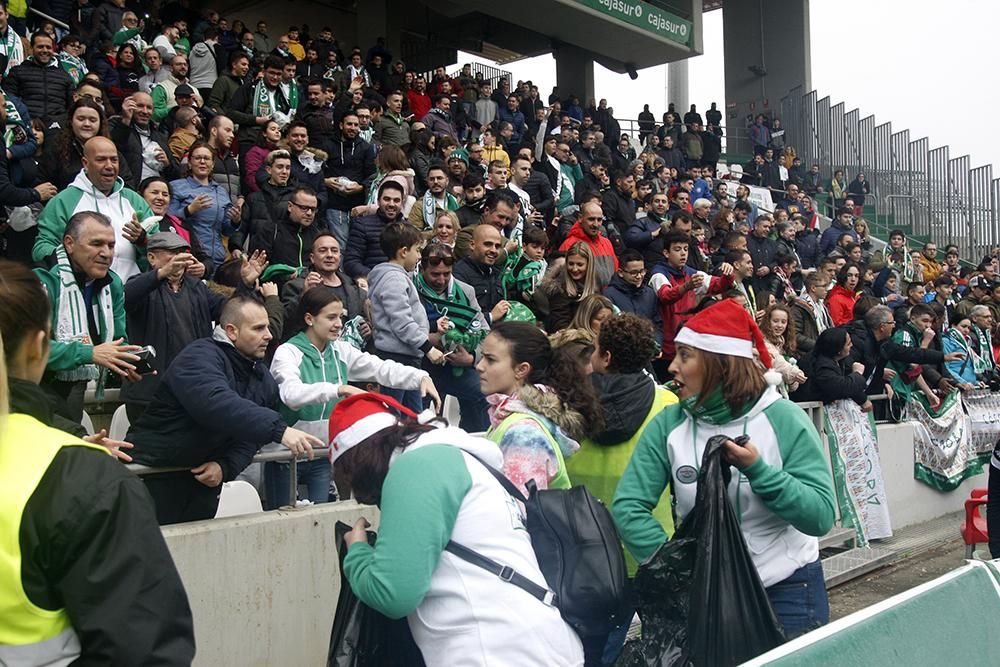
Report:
343,208,403,279
128,332,286,482
232,180,296,251
248,208,323,269
4,58,73,125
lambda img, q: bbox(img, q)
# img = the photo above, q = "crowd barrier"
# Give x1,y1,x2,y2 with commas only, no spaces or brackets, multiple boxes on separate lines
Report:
744,559,1000,666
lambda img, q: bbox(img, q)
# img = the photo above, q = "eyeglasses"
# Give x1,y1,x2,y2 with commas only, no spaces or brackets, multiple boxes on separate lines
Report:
621,268,646,277
289,201,317,213
425,255,454,267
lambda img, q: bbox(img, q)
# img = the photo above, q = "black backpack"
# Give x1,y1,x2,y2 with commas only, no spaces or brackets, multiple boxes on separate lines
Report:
445,457,631,638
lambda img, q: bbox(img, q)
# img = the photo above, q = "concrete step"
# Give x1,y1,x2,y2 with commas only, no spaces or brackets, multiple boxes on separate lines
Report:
819,526,857,551
823,546,897,588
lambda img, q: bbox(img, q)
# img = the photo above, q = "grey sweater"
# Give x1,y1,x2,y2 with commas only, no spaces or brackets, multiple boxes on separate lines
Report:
368,262,431,358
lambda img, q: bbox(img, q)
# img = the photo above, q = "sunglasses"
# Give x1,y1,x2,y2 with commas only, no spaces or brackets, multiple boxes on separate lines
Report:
425,255,454,267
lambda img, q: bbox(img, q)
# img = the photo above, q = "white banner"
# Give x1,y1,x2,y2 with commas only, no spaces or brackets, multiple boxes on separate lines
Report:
824,399,892,546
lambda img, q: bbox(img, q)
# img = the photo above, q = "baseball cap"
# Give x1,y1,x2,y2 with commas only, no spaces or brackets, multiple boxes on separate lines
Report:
147,231,190,251
175,83,196,97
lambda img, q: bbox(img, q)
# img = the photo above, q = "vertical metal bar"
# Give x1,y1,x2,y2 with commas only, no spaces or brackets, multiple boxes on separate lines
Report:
817,96,831,178
288,457,298,507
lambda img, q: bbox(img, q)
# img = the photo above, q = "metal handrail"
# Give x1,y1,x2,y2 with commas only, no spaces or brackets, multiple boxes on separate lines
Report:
127,447,332,508
28,7,70,31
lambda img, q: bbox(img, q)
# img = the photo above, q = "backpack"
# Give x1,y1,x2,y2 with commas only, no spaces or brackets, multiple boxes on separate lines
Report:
445,456,631,638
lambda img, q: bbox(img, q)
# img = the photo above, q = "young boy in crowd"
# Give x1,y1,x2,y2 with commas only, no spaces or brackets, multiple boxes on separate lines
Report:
367,223,445,411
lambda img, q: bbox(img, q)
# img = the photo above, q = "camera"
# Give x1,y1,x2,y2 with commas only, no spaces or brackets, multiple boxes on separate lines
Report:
133,345,157,375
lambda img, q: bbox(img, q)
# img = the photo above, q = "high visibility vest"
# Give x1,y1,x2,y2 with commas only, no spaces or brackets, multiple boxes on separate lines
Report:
488,412,571,490
0,413,110,664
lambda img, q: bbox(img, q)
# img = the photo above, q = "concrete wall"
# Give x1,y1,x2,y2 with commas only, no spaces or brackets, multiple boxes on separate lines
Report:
162,502,379,667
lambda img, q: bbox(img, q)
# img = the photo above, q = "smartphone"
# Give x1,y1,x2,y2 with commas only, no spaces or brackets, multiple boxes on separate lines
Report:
133,345,157,375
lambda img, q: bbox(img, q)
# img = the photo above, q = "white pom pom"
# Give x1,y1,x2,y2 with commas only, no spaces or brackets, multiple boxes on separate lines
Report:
764,370,783,387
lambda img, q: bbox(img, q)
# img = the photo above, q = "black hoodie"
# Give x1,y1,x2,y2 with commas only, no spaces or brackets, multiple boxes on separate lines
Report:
589,372,656,445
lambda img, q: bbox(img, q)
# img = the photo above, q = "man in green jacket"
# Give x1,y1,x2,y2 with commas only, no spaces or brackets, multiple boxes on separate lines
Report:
34,211,143,422
373,90,411,147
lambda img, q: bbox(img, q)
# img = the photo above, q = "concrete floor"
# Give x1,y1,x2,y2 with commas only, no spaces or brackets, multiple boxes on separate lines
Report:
828,538,969,620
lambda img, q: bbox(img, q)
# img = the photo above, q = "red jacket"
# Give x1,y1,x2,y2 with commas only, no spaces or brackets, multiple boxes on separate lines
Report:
559,222,619,288
826,284,858,326
648,262,734,359
407,89,431,121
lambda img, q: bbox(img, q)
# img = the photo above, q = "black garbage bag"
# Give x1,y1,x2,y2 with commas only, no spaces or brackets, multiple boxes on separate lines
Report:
617,435,785,666
327,522,425,667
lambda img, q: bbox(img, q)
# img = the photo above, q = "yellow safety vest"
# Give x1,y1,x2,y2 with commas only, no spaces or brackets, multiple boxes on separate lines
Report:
0,413,109,662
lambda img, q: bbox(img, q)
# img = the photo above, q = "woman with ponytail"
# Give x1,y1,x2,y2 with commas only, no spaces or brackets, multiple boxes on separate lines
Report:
476,321,603,494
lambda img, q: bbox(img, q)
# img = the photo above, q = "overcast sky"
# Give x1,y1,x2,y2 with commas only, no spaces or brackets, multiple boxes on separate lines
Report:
460,1,1000,172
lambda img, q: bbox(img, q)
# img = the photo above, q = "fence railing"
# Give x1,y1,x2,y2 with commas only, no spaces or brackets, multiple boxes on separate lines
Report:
779,85,999,262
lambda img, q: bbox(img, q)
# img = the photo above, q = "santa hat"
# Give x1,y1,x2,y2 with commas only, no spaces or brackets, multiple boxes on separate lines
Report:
327,392,418,464
673,299,783,386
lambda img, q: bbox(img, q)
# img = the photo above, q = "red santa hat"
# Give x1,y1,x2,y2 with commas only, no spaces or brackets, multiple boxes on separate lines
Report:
674,299,781,384
327,392,418,464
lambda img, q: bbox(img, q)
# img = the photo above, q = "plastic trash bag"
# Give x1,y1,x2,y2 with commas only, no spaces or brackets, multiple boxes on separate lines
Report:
617,435,785,666
327,522,425,667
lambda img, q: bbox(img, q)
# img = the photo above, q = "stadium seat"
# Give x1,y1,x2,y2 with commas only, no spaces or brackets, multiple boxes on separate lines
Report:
109,404,130,441
960,488,989,559
215,481,263,518
80,410,95,436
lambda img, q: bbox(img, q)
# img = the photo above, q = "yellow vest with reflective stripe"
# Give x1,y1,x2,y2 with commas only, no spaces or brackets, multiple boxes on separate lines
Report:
0,413,110,647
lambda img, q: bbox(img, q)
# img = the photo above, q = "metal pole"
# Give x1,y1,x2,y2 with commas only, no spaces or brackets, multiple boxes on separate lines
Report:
28,7,70,30
288,458,298,507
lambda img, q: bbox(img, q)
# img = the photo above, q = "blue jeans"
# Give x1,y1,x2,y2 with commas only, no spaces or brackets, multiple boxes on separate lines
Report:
376,350,425,413
263,458,332,510
424,362,490,432
765,559,829,639
326,208,351,250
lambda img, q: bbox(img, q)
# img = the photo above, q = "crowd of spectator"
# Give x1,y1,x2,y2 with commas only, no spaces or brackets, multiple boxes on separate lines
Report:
4,2,998,663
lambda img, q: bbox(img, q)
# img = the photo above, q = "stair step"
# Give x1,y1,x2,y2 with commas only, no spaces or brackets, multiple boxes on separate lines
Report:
822,547,897,588
819,526,857,550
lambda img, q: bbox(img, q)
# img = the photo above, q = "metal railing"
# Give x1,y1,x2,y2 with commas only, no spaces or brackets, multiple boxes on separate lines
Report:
779,85,1000,262
127,447,332,509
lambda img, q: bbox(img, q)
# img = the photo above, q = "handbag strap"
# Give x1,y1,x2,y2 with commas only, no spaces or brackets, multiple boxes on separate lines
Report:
443,450,556,608
444,540,558,608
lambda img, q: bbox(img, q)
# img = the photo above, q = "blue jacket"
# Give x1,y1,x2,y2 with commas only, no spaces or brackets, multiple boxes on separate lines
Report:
343,208,402,279
818,219,858,258
168,177,236,269
943,331,978,386
603,274,663,344
128,334,286,482
497,106,526,144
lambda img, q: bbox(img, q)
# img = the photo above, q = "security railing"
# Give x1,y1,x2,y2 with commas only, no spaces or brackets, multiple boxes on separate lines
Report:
779,85,1000,262
127,448,332,508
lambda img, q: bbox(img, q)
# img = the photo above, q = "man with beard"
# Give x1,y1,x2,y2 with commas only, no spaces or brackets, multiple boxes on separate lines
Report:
421,93,458,142
344,180,405,288
453,223,509,323
298,78,335,146
323,110,375,248
408,162,459,231
626,191,671,269
284,121,327,213
456,173,487,228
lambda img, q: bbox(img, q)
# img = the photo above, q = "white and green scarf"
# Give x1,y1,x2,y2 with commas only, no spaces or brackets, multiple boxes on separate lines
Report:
973,325,995,374
1,87,26,148
421,190,458,229
52,246,115,384
58,52,88,86
0,27,23,74
252,79,289,118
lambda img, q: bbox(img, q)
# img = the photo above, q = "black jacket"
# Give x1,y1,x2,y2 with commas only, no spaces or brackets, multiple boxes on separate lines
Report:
795,228,821,270
603,274,663,344
796,355,868,405
232,180,296,250
790,298,821,354
281,269,367,339
524,169,555,221
38,133,136,190
122,270,226,406
248,208,324,268
746,233,779,293
343,208,401,279
589,372,656,445
108,117,180,187
129,336,287,481
5,60,74,126
9,377,85,436
323,133,375,210
453,256,506,319
600,186,633,248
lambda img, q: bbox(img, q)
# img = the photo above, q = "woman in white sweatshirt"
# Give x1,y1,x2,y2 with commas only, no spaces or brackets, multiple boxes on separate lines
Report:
263,286,440,508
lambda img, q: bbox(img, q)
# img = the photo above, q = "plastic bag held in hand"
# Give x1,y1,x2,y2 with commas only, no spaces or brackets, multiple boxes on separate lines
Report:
616,435,785,667
327,522,425,667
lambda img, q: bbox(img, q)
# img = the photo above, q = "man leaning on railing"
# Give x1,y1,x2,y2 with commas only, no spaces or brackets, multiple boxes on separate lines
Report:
128,294,324,524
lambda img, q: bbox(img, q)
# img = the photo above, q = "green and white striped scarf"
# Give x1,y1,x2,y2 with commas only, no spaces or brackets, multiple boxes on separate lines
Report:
58,52,88,86
52,245,115,384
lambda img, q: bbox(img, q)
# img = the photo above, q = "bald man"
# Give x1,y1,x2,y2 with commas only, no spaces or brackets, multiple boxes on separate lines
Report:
453,224,511,323
34,136,156,280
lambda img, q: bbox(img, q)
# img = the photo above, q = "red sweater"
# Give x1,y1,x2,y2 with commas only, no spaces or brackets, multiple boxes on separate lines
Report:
648,263,734,359
826,284,858,326
407,90,431,121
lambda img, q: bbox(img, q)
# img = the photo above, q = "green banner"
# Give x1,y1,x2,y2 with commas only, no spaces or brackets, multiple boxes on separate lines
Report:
570,0,693,47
